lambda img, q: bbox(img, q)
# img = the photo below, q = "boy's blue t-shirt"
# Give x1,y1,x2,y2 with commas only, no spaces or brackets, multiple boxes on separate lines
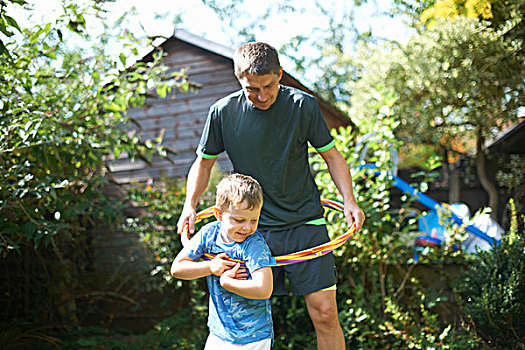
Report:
186,221,275,344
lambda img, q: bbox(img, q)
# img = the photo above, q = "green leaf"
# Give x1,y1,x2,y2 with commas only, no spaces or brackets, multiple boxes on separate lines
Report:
0,18,14,37
0,38,6,55
44,48,56,59
22,221,37,238
156,83,167,98
119,53,127,67
77,14,86,28
102,102,125,113
4,15,21,33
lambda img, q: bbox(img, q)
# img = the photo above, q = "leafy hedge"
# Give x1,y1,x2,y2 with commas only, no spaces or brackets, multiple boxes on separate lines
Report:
454,201,525,349
0,0,195,327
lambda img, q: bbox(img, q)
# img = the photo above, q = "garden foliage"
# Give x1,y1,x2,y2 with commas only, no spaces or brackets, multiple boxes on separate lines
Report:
306,89,484,349
454,200,525,349
0,0,193,326
1,1,523,349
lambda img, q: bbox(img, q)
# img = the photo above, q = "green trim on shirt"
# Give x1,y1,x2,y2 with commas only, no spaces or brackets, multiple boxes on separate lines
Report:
316,140,336,153
197,150,219,159
305,217,327,225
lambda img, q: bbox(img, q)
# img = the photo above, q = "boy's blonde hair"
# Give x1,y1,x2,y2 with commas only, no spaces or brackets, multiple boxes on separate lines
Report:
215,174,263,212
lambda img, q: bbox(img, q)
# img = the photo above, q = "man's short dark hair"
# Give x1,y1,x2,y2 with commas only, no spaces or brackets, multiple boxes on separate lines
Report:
233,42,281,78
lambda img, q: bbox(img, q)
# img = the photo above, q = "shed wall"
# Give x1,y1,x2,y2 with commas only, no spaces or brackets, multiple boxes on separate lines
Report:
110,39,239,184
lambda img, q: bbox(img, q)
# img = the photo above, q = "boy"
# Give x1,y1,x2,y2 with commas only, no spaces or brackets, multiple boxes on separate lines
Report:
171,173,274,349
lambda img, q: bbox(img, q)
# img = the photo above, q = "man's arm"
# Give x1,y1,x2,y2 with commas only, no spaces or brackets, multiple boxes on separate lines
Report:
220,264,273,299
319,146,365,231
177,156,217,240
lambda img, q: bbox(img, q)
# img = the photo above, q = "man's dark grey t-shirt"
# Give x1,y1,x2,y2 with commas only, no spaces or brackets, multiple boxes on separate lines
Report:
197,85,335,228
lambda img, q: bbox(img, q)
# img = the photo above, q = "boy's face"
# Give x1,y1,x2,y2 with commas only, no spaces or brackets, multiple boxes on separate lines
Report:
215,200,262,243
237,68,282,110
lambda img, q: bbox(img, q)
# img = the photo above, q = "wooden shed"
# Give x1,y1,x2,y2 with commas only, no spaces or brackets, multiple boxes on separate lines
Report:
108,28,355,184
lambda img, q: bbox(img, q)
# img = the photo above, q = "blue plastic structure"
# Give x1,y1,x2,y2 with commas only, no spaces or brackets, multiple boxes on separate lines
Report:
357,163,500,261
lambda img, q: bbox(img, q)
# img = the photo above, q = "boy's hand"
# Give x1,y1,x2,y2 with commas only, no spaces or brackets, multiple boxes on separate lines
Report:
209,253,236,276
234,265,249,280
220,262,249,285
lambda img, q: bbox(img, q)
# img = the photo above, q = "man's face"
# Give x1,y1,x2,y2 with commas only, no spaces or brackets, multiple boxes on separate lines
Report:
237,68,283,110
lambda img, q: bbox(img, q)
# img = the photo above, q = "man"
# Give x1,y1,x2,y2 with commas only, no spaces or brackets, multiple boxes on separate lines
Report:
177,42,365,350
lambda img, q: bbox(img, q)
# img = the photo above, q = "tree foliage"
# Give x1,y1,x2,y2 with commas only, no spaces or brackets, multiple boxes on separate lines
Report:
339,16,524,219
395,0,525,57
420,0,495,23
0,0,192,325
393,18,522,148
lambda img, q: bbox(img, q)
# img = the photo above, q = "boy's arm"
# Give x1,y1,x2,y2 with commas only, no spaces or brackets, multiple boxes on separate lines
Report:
171,250,236,280
220,264,273,299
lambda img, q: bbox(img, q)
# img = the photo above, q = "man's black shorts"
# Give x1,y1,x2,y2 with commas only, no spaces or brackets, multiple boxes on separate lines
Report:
259,224,338,296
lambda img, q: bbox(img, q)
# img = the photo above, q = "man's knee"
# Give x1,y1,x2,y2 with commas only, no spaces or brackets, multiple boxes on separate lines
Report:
311,304,339,326
305,291,340,328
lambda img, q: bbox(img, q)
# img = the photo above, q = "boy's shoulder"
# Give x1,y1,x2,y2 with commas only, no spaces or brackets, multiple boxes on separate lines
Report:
246,230,265,243
241,231,275,268
195,221,221,243
243,230,271,251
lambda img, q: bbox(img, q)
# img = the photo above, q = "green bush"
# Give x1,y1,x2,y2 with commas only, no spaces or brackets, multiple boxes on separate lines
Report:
310,88,486,349
454,206,525,349
132,306,208,350
270,296,316,349
39,305,208,350
0,0,195,327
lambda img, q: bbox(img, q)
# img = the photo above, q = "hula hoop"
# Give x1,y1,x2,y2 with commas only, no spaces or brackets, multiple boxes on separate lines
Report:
182,198,357,267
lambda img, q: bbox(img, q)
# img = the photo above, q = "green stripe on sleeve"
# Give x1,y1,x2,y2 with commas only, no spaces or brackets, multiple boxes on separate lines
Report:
305,217,327,225
196,149,219,159
201,153,219,159
315,140,335,153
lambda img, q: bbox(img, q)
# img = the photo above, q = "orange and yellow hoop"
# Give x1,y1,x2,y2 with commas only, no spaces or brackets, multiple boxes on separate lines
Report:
182,198,357,267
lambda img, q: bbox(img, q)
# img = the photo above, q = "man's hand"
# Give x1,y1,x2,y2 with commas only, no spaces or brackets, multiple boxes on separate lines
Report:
209,253,236,277
177,156,217,244
177,204,197,246
345,203,365,232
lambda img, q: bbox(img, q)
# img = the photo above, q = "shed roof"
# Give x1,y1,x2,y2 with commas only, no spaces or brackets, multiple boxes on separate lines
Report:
486,120,525,155
166,28,356,130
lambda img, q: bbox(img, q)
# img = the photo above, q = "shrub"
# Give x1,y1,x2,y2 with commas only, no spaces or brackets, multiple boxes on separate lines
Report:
311,88,486,349
454,203,525,349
